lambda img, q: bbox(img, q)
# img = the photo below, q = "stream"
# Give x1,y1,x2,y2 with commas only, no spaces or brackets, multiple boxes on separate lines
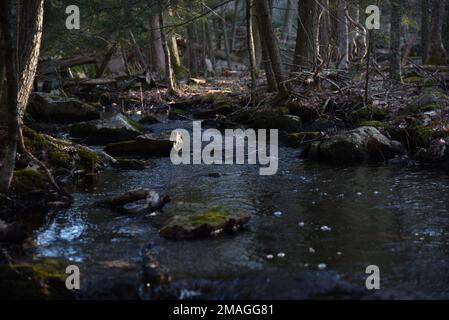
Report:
33,120,449,299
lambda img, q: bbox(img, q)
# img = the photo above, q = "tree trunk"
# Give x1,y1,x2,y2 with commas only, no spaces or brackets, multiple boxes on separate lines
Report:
337,0,349,69
255,0,289,97
428,0,447,64
150,14,167,77
247,0,257,101
389,0,402,81
158,6,177,95
293,0,317,69
421,0,430,63
0,0,20,194
281,0,294,44
230,0,240,52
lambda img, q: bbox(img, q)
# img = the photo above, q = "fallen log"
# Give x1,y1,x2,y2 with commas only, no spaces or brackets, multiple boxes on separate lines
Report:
38,55,97,75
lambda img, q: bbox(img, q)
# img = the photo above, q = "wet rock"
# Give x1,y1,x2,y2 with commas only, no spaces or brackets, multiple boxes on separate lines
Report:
159,207,251,240
193,102,237,119
304,126,401,163
27,92,100,124
96,189,170,212
104,135,173,157
0,220,29,243
112,159,149,170
70,114,142,145
245,110,303,133
385,155,417,167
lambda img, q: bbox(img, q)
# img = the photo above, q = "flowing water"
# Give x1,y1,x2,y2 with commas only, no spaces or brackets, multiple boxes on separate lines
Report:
34,121,449,299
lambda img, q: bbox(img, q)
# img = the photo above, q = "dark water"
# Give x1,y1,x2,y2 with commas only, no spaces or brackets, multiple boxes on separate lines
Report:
34,123,449,299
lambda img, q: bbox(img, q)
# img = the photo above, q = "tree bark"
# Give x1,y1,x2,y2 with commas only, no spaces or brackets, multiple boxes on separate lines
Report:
389,0,402,81
421,0,430,63
0,0,20,194
158,6,177,95
337,0,349,69
150,14,167,77
428,0,447,64
255,0,289,97
247,0,257,102
293,0,317,69
281,0,294,44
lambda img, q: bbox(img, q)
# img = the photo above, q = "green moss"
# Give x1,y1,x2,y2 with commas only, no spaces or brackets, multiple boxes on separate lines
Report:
78,147,100,169
188,207,228,226
12,169,46,193
48,149,72,168
0,259,73,299
352,106,387,122
359,120,385,128
174,108,187,116
403,76,422,84
127,119,144,132
410,125,449,148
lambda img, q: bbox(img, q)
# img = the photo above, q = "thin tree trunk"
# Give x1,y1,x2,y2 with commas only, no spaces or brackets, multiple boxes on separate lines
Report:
158,7,177,95
230,0,240,52
293,0,316,69
255,0,289,97
221,5,233,69
247,0,257,102
337,0,349,69
389,0,402,81
96,42,118,78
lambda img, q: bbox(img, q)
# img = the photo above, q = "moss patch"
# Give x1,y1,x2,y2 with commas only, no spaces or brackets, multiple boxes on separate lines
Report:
352,106,387,122
358,120,385,128
188,207,228,226
127,119,144,132
12,169,46,193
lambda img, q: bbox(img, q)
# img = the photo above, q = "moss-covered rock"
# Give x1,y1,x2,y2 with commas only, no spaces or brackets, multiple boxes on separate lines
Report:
245,110,303,133
304,126,401,163
401,89,449,115
159,207,251,240
358,120,385,128
70,114,142,145
0,259,75,300
27,93,100,124
11,169,46,194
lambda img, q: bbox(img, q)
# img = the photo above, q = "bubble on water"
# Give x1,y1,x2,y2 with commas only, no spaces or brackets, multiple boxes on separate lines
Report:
321,226,332,232
318,263,327,270
373,191,380,195
277,252,286,258
273,211,283,217
337,252,342,256
356,192,363,196
298,222,305,227
309,248,316,254
266,254,275,260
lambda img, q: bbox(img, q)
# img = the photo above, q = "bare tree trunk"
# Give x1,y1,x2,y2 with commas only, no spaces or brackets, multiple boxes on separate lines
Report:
421,0,430,63
221,4,233,69
281,0,294,44
159,6,177,95
230,0,240,52
247,0,257,102
96,42,118,78
293,0,317,69
150,14,167,77
0,0,20,194
389,0,402,81
428,0,447,64
255,0,289,97
337,0,349,69
129,30,148,70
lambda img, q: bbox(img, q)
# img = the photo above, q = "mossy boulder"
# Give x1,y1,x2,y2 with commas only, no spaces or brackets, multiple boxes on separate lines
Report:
246,110,303,133
159,207,251,240
304,126,400,163
11,169,46,194
401,89,449,115
358,120,385,128
284,132,323,148
70,114,142,145
27,93,100,124
104,135,173,158
0,259,75,300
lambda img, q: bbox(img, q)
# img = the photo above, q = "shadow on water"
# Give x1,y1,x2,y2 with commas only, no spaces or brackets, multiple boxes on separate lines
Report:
34,139,449,299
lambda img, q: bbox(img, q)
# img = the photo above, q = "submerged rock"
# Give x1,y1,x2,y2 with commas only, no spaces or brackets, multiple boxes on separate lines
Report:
70,114,142,145
159,207,251,240
104,135,173,157
27,92,100,124
304,126,402,163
